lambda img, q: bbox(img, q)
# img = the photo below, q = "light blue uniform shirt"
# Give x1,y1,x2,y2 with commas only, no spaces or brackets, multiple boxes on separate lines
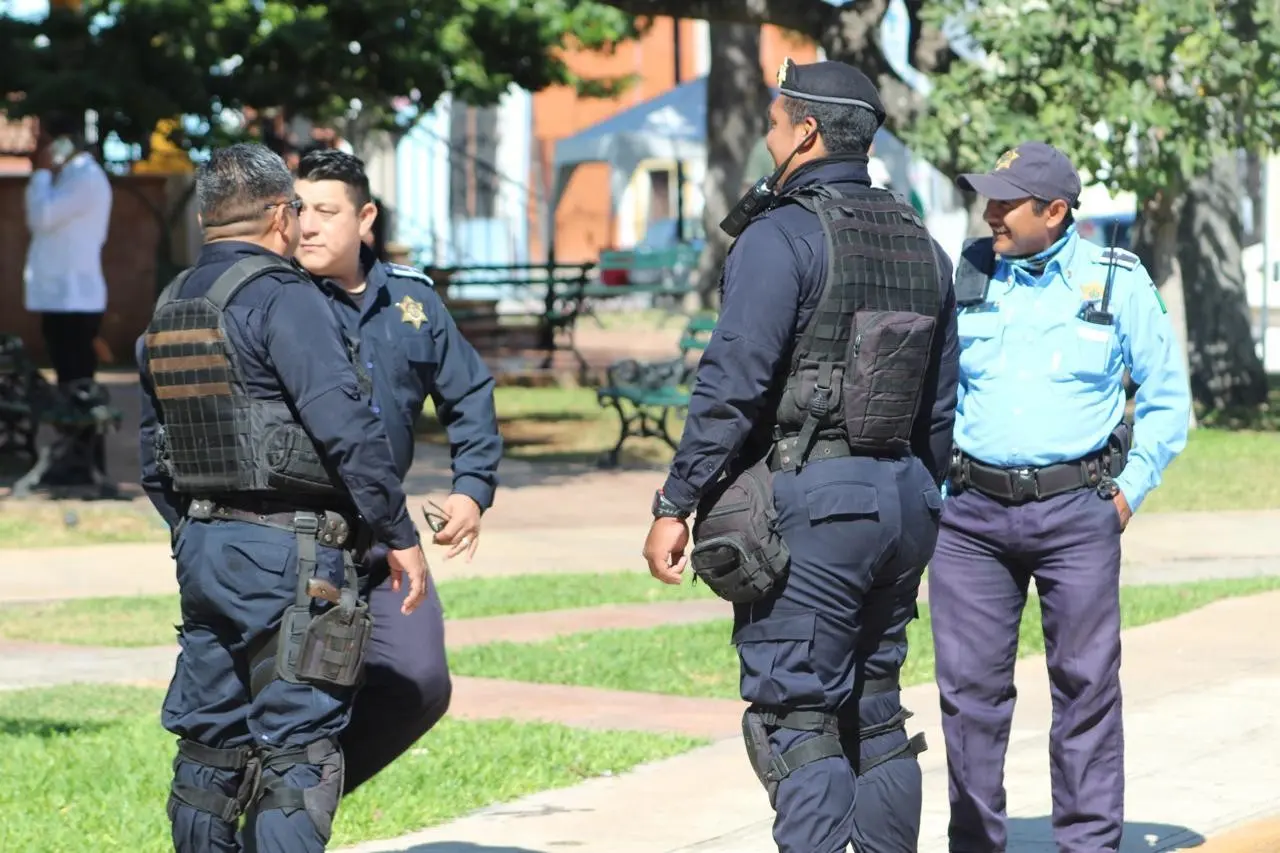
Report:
953,225,1191,512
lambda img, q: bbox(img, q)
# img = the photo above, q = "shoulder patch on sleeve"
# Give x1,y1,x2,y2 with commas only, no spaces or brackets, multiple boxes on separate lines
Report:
1095,247,1140,271
385,263,434,286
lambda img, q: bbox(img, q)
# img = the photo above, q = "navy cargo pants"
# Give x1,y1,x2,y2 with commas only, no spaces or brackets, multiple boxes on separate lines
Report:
340,552,452,794
929,486,1125,853
162,518,358,853
736,454,942,853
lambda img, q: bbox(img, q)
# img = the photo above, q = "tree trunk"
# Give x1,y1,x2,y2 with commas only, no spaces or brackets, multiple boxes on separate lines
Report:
694,21,771,309
1132,191,1197,428
1176,155,1269,411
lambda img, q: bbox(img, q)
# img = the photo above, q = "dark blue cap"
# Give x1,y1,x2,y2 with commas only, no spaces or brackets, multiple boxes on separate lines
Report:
956,141,1082,209
776,58,886,126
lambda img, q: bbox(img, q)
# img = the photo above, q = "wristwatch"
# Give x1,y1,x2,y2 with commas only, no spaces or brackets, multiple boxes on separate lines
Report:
1096,479,1120,500
652,489,691,520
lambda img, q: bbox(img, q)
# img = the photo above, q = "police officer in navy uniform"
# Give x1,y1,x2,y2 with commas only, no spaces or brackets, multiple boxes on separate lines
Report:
137,142,431,853
642,58,960,853
293,148,502,793
930,142,1191,852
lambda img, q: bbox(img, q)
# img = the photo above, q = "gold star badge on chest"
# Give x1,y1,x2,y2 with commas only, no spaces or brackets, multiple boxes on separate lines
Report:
397,295,428,330
1080,281,1105,303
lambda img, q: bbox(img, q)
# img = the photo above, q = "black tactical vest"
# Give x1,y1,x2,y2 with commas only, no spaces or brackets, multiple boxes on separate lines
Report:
142,255,347,501
773,185,942,467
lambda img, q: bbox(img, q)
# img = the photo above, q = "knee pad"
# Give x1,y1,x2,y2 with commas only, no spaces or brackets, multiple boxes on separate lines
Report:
168,740,263,823
742,705,844,809
253,737,345,843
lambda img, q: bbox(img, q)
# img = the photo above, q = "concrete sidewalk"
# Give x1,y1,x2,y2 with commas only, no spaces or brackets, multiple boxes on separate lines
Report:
4,508,1280,604
333,590,1280,853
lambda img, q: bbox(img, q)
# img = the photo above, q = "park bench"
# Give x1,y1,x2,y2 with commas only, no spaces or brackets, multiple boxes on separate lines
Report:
0,335,123,497
591,244,699,322
430,262,597,382
595,312,717,468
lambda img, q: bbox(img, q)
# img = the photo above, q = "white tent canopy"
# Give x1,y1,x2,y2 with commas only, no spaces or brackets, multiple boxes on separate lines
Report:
546,74,945,252
548,77,711,249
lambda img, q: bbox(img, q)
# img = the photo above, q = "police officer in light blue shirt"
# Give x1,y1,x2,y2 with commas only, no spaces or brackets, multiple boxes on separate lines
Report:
928,141,1191,853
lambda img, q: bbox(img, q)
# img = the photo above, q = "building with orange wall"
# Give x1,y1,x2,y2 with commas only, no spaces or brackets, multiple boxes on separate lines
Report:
528,19,819,264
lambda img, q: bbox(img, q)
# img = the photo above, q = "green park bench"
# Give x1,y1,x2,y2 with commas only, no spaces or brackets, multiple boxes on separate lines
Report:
589,244,700,321
430,262,597,382
595,312,717,467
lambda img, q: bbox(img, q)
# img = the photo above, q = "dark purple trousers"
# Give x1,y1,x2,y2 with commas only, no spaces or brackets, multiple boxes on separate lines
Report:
928,486,1125,853
339,569,452,794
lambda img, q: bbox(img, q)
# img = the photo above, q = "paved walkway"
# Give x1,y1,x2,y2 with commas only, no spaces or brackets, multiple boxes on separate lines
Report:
332,591,1280,853
5,503,1280,603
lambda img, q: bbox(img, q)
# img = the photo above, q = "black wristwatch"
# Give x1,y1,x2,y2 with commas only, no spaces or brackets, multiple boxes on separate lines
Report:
652,489,691,520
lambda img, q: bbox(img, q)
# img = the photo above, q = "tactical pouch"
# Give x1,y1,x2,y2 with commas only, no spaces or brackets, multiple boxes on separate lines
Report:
276,599,373,688
263,424,341,495
689,457,790,604
843,309,937,454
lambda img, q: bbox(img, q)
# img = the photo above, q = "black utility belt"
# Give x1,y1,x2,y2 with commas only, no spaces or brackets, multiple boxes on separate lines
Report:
186,498,359,549
768,436,851,473
952,450,1114,505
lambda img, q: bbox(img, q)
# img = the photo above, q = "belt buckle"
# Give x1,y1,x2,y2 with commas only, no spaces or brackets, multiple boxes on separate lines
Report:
1009,467,1038,503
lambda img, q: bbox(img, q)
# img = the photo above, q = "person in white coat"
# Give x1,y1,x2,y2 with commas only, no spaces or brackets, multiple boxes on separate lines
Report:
25,111,114,387
24,111,114,485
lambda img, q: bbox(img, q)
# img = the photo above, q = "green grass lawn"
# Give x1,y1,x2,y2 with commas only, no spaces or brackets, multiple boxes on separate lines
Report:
0,500,170,549
0,571,713,648
447,577,1280,699
1141,428,1280,513
0,684,705,853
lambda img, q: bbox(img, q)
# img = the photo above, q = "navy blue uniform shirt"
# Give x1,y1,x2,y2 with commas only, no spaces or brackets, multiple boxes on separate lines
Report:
662,158,960,512
316,252,501,509
137,240,419,550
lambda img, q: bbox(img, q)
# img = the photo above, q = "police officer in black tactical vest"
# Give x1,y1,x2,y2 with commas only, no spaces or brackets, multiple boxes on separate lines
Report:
137,142,430,853
642,59,961,853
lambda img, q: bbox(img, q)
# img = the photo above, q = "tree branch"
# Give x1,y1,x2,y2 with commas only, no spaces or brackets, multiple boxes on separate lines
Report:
594,0,837,41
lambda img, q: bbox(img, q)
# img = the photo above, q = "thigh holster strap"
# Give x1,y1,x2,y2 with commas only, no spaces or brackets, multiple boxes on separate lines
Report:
743,705,844,809
858,707,912,740
169,739,263,823
860,731,928,775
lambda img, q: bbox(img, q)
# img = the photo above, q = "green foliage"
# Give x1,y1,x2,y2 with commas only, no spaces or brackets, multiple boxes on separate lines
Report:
905,0,1280,200
0,0,640,154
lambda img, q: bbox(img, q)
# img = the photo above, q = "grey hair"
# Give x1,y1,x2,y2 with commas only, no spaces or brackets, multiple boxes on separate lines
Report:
782,97,879,156
196,143,295,227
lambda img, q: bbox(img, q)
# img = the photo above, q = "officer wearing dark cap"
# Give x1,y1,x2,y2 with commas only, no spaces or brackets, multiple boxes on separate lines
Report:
137,142,431,853
932,141,1190,852
643,58,960,853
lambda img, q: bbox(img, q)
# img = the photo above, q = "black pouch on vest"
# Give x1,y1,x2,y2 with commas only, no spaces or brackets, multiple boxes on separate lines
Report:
263,423,341,496
843,309,937,454
689,457,790,603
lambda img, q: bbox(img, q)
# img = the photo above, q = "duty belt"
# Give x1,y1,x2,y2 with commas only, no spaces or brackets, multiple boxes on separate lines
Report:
186,499,357,549
768,436,851,473
951,448,1114,505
